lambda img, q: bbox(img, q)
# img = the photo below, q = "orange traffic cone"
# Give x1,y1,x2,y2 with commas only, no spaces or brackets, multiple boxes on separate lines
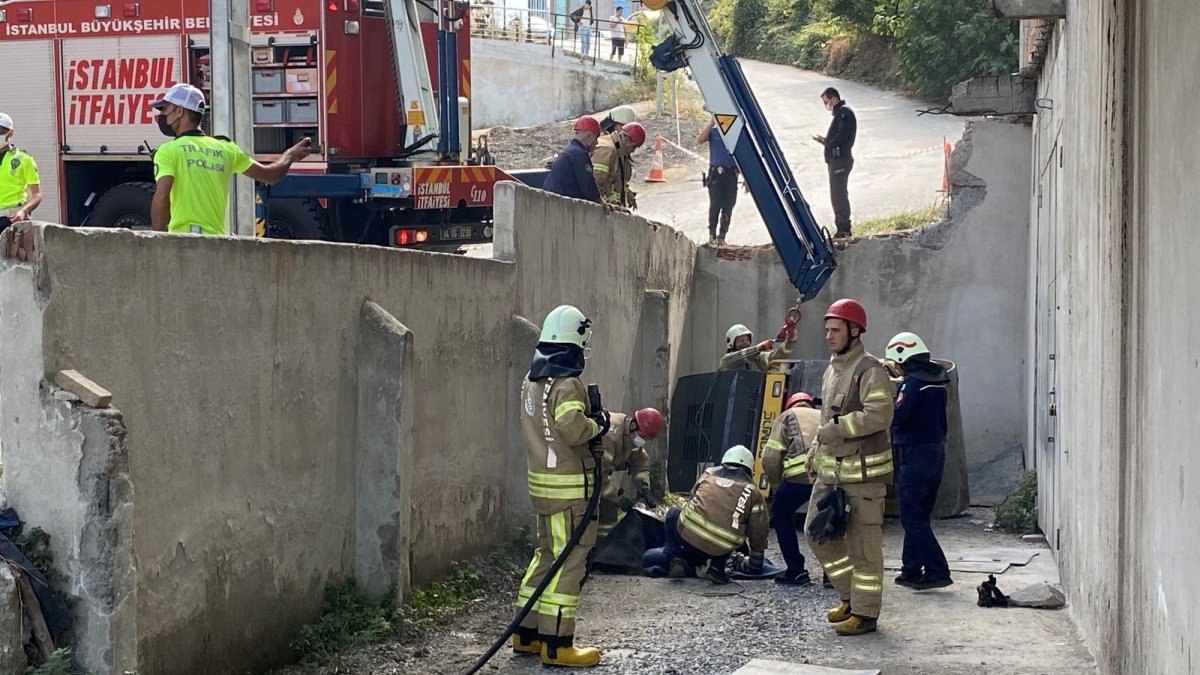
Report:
645,134,666,183
940,138,952,193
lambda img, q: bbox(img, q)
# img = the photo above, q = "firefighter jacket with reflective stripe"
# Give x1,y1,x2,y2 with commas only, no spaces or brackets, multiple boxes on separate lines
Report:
599,412,651,500
590,132,635,206
811,341,896,487
521,376,601,515
677,466,769,564
718,336,795,373
762,405,821,487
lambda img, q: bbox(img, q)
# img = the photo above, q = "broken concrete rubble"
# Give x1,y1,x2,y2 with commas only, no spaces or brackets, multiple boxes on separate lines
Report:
1007,582,1066,609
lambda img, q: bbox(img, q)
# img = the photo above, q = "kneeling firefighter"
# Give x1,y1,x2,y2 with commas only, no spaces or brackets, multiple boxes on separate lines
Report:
643,445,769,584
512,305,611,667
597,407,664,540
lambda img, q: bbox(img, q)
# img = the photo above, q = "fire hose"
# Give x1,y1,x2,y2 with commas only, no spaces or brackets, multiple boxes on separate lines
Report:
463,384,606,675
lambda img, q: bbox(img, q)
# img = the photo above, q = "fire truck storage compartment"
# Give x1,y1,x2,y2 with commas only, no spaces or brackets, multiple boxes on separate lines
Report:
254,101,286,125
252,69,285,94
286,100,318,125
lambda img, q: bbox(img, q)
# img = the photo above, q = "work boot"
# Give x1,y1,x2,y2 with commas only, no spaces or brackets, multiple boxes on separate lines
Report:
826,600,852,623
894,571,922,588
541,637,601,668
834,614,878,636
512,628,541,655
667,558,696,578
833,229,851,239
716,237,726,246
774,569,813,586
910,576,953,591
822,573,833,589
702,561,731,585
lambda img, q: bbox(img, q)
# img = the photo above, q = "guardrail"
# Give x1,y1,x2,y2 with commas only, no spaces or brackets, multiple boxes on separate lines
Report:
468,2,649,68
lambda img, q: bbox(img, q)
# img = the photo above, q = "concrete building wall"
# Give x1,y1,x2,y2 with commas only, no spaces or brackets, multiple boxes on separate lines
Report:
1030,0,1200,672
472,40,630,129
685,119,1032,503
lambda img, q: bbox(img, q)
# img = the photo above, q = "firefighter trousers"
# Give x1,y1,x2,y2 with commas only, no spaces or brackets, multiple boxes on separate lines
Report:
806,480,886,618
516,504,597,638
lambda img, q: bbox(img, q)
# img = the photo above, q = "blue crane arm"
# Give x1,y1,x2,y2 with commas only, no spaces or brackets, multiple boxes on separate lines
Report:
645,0,837,300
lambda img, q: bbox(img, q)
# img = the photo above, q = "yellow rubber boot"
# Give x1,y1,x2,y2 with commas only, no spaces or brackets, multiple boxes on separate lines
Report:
826,600,852,623
835,614,878,636
541,642,601,668
512,632,541,655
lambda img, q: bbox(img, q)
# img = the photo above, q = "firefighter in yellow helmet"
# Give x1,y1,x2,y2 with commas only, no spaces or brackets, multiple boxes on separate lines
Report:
719,323,797,372
804,299,896,636
591,121,646,209
762,391,821,586
514,305,610,667
597,407,664,540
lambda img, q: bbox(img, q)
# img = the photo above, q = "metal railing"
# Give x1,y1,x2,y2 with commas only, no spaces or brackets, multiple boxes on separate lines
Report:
468,2,649,68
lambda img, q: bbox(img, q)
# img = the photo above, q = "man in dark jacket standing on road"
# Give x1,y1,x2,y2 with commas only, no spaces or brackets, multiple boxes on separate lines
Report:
885,331,952,591
812,87,857,238
543,116,609,211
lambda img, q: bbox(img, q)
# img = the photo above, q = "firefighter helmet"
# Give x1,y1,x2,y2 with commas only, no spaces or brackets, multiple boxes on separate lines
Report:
824,298,868,332
725,324,752,348
621,122,647,148
785,392,814,409
634,408,664,439
886,331,930,364
721,445,755,473
539,305,592,348
610,105,636,125
573,116,601,135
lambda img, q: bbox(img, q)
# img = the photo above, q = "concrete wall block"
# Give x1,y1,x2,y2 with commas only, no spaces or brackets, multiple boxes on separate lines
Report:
0,565,25,675
950,74,1038,116
634,291,671,490
354,300,414,603
505,315,541,532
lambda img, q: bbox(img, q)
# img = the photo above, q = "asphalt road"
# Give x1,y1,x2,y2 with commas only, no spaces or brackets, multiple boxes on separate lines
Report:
634,60,965,245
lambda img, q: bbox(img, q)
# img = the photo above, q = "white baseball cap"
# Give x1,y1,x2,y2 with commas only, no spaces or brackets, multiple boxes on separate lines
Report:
0,113,12,131
150,83,207,113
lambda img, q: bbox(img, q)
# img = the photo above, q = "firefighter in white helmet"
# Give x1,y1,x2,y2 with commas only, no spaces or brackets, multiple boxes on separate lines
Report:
886,331,952,591
599,104,636,134
642,445,769,585
719,323,796,372
514,304,609,668
0,113,43,233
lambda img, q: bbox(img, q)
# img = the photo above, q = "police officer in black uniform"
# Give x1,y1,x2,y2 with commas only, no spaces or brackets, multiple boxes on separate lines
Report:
812,87,857,239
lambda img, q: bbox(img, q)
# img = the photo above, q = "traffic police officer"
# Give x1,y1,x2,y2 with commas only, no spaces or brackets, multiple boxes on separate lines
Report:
150,83,310,235
697,115,739,245
805,299,895,636
0,113,43,233
514,305,610,668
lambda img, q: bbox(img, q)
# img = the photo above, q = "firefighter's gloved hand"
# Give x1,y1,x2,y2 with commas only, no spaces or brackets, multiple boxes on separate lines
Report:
637,487,659,509
589,408,612,438
816,421,840,444
757,340,775,353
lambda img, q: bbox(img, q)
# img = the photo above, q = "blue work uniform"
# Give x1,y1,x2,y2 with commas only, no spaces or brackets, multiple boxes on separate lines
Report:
542,138,602,203
892,362,950,582
705,126,738,239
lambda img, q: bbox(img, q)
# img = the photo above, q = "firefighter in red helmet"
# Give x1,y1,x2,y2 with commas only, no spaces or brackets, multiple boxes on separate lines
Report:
591,121,647,210
805,298,896,636
597,407,663,540
761,390,821,586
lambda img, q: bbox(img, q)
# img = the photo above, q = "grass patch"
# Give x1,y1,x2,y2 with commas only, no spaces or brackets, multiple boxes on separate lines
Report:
27,649,73,675
291,561,486,665
854,202,945,236
994,470,1039,534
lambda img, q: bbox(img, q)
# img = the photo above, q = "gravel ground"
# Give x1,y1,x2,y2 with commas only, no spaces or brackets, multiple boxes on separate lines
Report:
279,508,1097,675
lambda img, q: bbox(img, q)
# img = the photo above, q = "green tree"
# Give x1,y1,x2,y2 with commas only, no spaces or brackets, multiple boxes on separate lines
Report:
893,0,1018,99
729,0,770,56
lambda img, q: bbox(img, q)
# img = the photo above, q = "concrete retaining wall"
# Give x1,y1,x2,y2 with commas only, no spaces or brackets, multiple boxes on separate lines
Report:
0,181,693,673
685,119,1032,504
472,39,631,128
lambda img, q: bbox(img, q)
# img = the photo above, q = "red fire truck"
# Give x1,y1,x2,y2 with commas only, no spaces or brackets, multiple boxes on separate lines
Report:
0,0,530,248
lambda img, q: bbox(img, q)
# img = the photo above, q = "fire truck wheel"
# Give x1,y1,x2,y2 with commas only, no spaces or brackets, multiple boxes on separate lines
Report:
265,199,324,241
88,182,156,230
